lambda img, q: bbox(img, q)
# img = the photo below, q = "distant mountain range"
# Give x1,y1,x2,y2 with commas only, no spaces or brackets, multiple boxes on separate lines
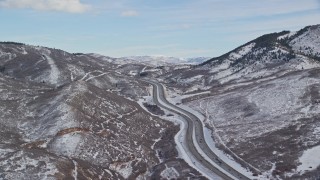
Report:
119,56,210,66
86,54,210,66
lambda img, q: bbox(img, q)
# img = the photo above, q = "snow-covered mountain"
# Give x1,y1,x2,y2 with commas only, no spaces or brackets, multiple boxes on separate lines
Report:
0,43,204,179
158,24,320,179
161,24,320,92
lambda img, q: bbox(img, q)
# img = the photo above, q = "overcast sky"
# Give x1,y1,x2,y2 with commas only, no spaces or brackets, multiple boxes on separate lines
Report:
0,0,319,58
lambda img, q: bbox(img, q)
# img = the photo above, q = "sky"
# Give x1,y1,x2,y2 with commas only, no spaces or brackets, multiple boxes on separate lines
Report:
0,0,319,58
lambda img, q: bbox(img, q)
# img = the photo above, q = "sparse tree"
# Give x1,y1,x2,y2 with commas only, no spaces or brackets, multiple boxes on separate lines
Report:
0,66,5,73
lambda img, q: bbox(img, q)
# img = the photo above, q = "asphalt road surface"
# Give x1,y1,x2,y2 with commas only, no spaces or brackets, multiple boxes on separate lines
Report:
145,79,252,180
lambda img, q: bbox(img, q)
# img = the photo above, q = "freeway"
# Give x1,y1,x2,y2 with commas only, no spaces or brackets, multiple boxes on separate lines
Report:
145,79,251,180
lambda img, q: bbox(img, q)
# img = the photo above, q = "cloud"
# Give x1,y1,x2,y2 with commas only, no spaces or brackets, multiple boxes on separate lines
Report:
0,0,91,13
143,0,319,25
121,10,138,17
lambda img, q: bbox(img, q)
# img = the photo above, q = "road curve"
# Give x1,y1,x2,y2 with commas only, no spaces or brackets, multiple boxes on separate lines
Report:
144,79,251,180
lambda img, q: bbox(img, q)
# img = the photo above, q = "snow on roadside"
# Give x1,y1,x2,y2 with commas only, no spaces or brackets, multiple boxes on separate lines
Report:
192,124,238,179
172,115,223,180
136,85,222,179
165,87,258,179
176,103,256,178
202,127,258,179
155,84,225,179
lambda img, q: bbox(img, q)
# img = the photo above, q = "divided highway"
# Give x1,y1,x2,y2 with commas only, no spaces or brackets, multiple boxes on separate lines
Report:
145,80,251,180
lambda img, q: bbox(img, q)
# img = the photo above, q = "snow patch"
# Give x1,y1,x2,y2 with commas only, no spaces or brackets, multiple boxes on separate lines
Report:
297,145,320,173
50,133,82,157
209,60,232,74
109,161,133,179
43,54,60,85
72,160,79,180
277,31,297,40
160,166,179,179
229,43,255,60
20,47,28,55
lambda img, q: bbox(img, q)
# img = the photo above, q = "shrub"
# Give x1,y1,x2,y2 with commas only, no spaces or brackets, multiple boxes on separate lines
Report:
0,66,5,73
0,41,24,46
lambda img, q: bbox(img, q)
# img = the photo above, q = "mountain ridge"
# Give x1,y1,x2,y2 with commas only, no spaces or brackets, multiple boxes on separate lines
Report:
158,24,320,94
200,24,320,66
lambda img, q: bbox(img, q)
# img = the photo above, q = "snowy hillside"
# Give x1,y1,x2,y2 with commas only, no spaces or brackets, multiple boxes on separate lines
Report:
161,24,320,93
187,69,320,178
159,24,320,179
289,25,320,59
0,42,205,179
